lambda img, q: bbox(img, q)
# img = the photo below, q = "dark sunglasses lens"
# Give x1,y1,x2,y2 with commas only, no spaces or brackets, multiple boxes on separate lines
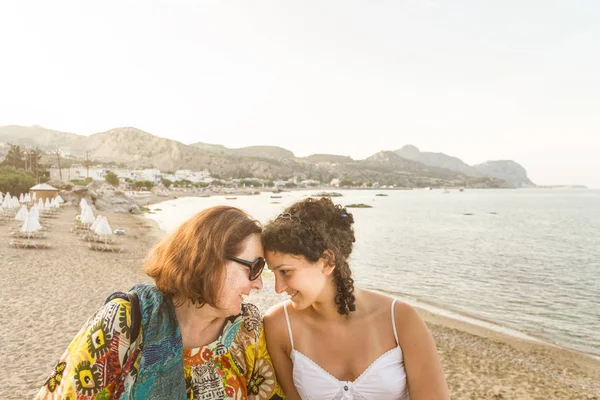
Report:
250,258,265,280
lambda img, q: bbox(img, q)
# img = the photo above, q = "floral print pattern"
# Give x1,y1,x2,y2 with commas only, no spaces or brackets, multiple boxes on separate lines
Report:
36,299,284,399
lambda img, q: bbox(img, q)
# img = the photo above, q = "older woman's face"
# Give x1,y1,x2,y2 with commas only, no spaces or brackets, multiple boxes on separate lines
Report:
218,233,264,316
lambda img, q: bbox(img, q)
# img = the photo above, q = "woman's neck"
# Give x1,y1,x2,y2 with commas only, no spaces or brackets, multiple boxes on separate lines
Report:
310,286,362,321
174,300,227,349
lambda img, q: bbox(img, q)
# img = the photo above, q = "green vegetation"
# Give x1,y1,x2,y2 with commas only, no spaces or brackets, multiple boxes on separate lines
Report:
0,166,36,194
1,144,49,184
71,177,93,185
132,180,155,190
105,171,120,187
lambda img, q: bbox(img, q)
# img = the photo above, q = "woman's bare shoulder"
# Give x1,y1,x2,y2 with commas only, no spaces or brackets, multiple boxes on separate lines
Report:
264,302,288,333
264,301,294,352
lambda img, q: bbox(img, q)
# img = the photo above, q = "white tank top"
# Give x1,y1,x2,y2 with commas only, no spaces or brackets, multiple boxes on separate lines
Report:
283,299,410,400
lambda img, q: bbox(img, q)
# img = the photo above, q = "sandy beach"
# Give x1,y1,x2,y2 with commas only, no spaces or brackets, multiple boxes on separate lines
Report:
1,203,599,399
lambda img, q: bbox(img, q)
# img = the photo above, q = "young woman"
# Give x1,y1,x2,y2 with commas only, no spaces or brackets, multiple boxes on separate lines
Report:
263,197,449,400
36,206,284,399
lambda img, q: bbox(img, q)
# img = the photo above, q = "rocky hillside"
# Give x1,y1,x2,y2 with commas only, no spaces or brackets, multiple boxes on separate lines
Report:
0,125,80,152
0,125,522,187
394,145,534,187
472,160,534,187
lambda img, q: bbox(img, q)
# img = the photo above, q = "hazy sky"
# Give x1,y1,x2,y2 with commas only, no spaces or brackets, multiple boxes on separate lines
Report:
1,1,598,187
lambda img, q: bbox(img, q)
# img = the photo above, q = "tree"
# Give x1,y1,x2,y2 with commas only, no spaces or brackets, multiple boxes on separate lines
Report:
339,178,353,187
0,166,36,194
133,180,155,190
2,145,25,169
105,172,120,187
161,178,172,188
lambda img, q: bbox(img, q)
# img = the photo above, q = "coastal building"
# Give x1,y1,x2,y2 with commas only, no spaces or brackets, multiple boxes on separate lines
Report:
48,166,108,182
29,183,59,202
174,169,211,183
143,168,161,182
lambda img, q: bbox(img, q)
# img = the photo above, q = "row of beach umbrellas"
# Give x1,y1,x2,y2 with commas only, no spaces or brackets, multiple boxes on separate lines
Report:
15,195,64,240
1,192,64,209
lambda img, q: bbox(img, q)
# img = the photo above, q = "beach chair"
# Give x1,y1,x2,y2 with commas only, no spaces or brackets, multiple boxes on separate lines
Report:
88,243,124,253
10,231,47,239
9,240,51,249
81,233,116,244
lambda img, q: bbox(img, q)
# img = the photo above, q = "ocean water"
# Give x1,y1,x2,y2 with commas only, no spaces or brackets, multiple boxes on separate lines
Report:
146,188,600,356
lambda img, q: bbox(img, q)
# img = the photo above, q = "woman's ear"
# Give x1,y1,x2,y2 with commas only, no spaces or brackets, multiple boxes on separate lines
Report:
321,249,336,275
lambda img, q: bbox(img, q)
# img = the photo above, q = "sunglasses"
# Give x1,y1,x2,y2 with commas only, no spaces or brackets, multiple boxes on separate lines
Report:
226,256,266,281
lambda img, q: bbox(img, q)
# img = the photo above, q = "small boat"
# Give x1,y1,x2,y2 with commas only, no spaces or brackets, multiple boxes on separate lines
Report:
270,195,282,199
375,193,388,197
225,196,237,200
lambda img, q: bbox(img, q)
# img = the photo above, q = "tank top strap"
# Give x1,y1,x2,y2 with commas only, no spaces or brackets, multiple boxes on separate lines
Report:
283,301,295,350
391,299,399,345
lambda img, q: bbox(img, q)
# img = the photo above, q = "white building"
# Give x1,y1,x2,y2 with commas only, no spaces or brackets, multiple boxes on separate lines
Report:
143,169,161,182
48,167,108,182
174,169,211,183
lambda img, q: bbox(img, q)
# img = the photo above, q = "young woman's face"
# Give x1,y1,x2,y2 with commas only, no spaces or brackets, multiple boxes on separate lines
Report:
265,251,332,310
218,233,264,316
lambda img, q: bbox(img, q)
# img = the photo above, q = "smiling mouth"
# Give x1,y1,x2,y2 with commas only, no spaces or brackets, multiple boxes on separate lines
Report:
288,291,298,298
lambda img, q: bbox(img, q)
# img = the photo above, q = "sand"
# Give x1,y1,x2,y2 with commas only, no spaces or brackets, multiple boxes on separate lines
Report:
1,204,598,399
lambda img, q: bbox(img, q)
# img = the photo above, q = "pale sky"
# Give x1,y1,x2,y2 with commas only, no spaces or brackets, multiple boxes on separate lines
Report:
1,1,598,187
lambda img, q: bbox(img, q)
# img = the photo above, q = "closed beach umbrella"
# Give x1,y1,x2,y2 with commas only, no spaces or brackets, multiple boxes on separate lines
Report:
45,198,51,208
94,217,113,244
55,195,64,203
90,215,102,231
25,193,31,203
38,198,45,210
15,205,29,221
29,204,40,220
19,193,24,203
20,213,42,234
80,207,95,226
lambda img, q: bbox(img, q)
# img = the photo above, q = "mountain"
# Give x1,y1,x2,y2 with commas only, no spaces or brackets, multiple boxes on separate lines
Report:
394,145,534,187
0,125,517,187
0,125,80,152
190,143,294,160
395,145,476,176
472,160,534,187
302,154,354,163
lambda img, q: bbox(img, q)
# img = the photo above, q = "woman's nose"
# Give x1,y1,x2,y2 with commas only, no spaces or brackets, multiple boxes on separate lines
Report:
252,275,264,291
274,276,287,294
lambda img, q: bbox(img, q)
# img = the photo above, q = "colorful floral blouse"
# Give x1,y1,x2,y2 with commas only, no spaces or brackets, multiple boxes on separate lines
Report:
35,298,285,399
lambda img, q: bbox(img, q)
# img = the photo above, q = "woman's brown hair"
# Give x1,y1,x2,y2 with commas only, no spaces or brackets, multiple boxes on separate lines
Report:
263,197,356,315
144,206,261,307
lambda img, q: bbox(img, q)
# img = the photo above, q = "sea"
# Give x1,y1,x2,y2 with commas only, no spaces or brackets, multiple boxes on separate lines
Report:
145,188,600,357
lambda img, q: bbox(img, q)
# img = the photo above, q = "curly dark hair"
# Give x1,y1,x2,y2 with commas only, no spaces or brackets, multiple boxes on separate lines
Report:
262,197,356,316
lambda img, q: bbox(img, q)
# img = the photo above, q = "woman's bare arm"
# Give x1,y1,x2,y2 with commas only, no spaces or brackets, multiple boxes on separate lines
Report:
395,301,450,400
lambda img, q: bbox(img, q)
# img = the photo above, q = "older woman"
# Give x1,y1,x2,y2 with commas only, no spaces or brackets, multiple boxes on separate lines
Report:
36,206,284,399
